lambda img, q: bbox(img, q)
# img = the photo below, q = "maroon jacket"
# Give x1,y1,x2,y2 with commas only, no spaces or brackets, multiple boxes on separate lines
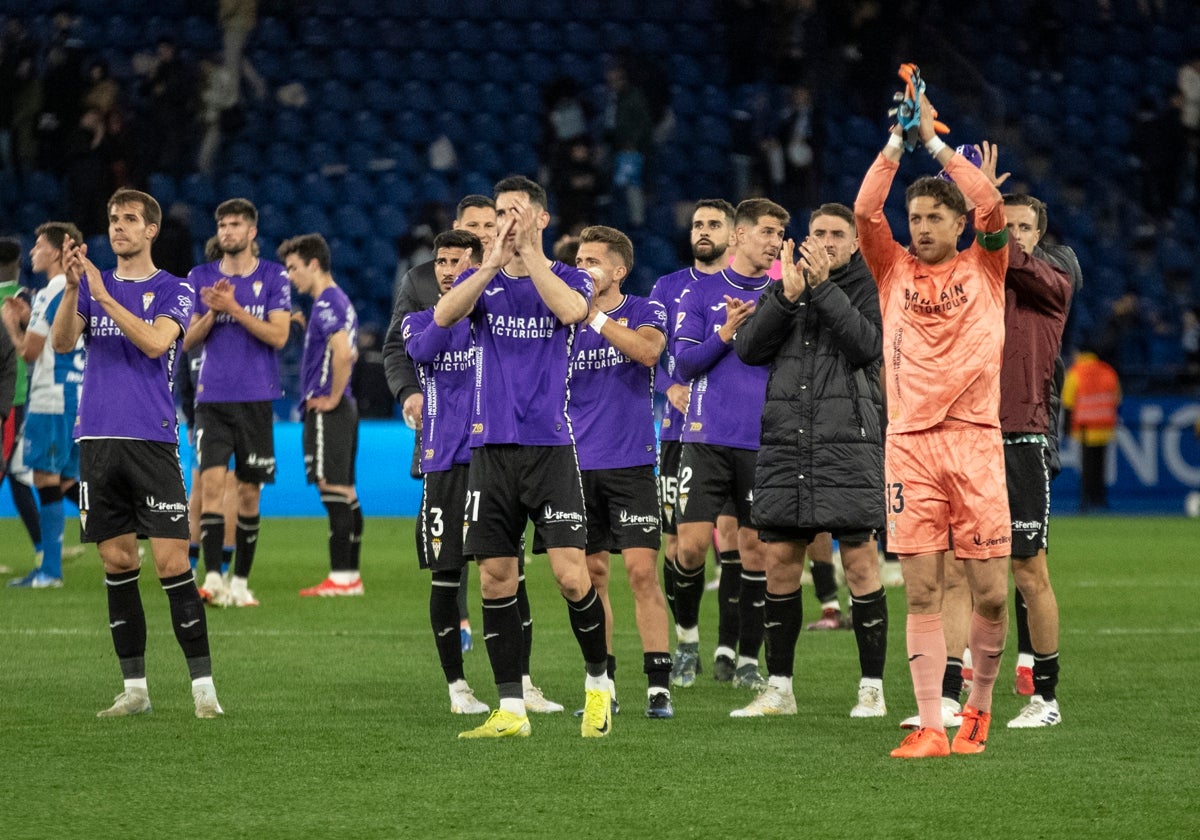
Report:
1000,242,1073,434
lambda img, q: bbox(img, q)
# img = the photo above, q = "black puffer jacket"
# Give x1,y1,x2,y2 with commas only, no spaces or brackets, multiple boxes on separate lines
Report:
734,252,884,531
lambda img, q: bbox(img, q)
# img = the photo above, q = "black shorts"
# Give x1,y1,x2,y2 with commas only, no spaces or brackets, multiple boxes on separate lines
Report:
658,439,682,535
303,401,358,486
580,466,661,554
417,463,470,572
195,401,276,483
78,439,190,543
463,444,586,559
758,527,875,545
1005,440,1050,558
677,443,756,528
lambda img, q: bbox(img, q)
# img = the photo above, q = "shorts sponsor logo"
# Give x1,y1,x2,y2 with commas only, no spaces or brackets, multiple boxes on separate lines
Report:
1012,520,1041,531
542,504,584,526
972,533,1011,548
618,509,658,526
246,453,276,469
145,495,188,514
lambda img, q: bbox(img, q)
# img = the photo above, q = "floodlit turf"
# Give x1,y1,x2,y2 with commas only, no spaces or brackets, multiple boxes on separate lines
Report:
1,516,1197,839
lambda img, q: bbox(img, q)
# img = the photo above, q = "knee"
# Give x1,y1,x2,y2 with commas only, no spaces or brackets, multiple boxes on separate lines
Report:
841,544,880,593
1012,560,1052,599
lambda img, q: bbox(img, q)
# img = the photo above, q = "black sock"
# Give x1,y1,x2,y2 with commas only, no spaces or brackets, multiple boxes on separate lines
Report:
457,565,469,623
943,657,964,702
234,514,260,579
1015,587,1032,658
105,569,147,679
349,500,363,570
811,560,838,607
431,570,463,683
482,595,523,692
221,546,234,574
188,543,200,568
644,651,672,691
516,573,532,675
672,562,705,629
1033,650,1060,701
321,493,354,572
850,587,888,680
566,587,608,675
607,653,617,682
62,482,81,507
162,571,211,680
10,479,40,545
764,587,802,678
200,513,224,576
662,554,678,620
717,550,742,650
737,569,766,660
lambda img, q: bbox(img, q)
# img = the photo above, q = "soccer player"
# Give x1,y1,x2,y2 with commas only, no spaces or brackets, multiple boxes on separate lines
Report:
383,195,499,652
570,224,674,718
648,199,746,685
854,96,1011,758
183,198,290,607
0,239,43,572
50,188,222,719
995,192,1073,728
278,234,363,597
732,203,889,719
402,229,490,716
671,197,789,691
434,175,611,739
2,222,86,588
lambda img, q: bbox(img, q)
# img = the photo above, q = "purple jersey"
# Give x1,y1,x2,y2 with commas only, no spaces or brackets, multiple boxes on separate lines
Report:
673,268,773,450
460,261,593,446
401,308,473,472
188,259,291,403
569,294,667,470
301,285,358,402
649,267,715,442
75,269,193,444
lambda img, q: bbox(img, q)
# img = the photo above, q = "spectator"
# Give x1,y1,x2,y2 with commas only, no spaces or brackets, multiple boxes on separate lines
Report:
63,108,112,237
1062,346,1122,512
139,39,196,174
350,326,393,419
82,61,120,121
604,63,653,228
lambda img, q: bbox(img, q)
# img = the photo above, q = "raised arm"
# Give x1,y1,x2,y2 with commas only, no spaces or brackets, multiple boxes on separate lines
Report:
434,216,515,327
51,241,87,353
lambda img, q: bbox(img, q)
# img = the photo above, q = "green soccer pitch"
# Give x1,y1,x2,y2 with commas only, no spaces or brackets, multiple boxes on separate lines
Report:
1,516,1196,840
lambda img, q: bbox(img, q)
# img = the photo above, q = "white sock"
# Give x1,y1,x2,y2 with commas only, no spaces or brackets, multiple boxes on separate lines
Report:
767,675,792,694
521,675,534,691
737,655,758,669
1017,652,1034,669
585,673,608,691
448,678,469,694
714,645,736,662
677,625,699,644
859,677,883,690
330,570,357,585
124,677,148,691
499,697,526,716
203,571,223,589
231,575,248,595
191,676,214,689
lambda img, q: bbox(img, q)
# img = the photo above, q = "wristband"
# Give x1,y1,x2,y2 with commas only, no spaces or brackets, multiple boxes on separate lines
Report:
886,133,904,152
589,311,609,333
925,137,948,157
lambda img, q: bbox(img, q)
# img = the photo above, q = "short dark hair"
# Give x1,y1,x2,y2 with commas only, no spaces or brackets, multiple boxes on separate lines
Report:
905,177,967,218
493,175,548,210
456,195,495,219
277,233,331,272
579,225,635,270
735,197,790,228
433,229,483,264
694,198,736,225
35,221,84,252
1003,193,1048,239
0,237,20,264
215,197,258,225
108,189,163,234
809,203,855,231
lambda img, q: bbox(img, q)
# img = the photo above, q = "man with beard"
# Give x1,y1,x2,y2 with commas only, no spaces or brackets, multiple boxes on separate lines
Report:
671,198,788,691
183,198,291,607
648,199,745,686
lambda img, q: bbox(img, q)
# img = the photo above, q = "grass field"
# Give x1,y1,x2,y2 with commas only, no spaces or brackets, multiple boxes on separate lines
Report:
1,515,1197,840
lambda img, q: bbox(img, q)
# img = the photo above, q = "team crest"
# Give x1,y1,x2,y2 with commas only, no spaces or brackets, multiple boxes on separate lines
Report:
79,510,88,530
431,537,442,560
142,292,155,311
677,493,688,516
617,317,628,326
252,281,263,297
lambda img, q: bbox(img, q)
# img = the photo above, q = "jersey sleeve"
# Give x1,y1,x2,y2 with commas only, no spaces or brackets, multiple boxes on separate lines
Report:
401,308,455,362
853,154,909,296
269,267,292,312
27,289,55,337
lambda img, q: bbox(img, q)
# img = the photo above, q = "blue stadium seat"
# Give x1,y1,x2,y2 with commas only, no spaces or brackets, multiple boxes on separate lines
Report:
486,22,518,51
331,48,366,80
1060,85,1098,120
475,82,514,116
294,205,332,235
408,50,440,83
85,235,114,268
376,171,417,208
352,111,388,146
254,204,292,240
339,172,376,207
306,141,341,172
374,204,410,239
255,16,289,48
224,141,261,175
257,173,298,209
336,206,373,242
450,20,487,53
364,239,399,273
265,140,307,175
669,54,704,89
181,173,216,208
301,173,337,208
218,173,256,202
438,80,475,115
519,52,554,86
300,16,333,48
465,141,503,177
341,142,373,171
313,110,347,145
504,144,538,176
361,79,397,113
460,171,493,198
417,172,453,205
509,112,541,144
432,111,469,147
483,51,516,83
367,48,404,83
400,80,436,114
147,173,178,209
318,79,359,115
180,15,217,49
25,170,62,209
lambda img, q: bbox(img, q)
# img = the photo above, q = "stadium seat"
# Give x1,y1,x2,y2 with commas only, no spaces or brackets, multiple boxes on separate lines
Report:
293,205,332,236
417,172,453,206
181,174,217,208
464,141,503,178
373,204,410,239
460,171,493,198
400,80,436,114
218,173,256,203
301,173,337,208
257,173,298,210
336,206,373,242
